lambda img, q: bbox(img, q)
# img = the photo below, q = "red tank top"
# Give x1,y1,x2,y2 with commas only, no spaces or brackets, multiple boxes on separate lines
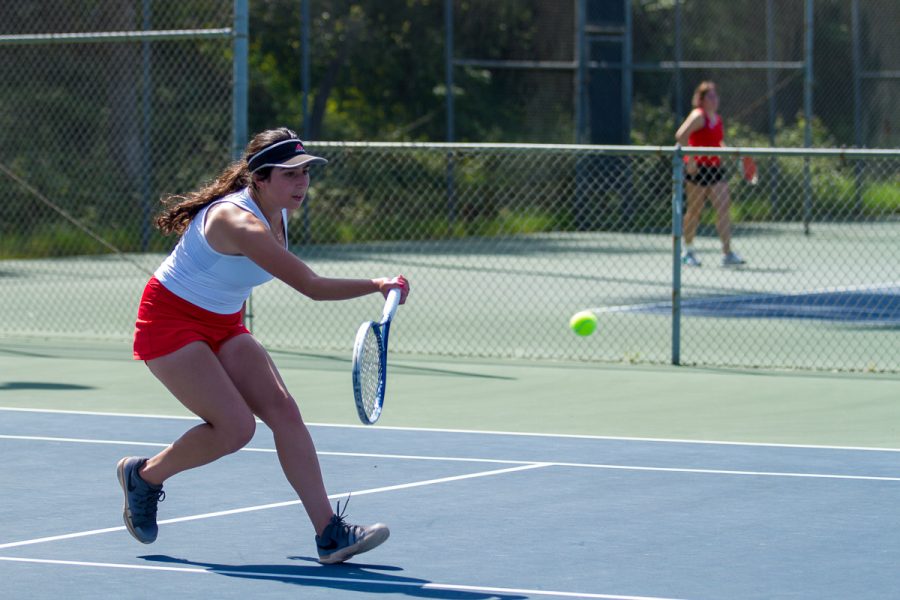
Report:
686,111,723,166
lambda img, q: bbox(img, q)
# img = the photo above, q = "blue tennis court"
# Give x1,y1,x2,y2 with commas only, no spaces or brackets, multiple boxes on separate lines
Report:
2,407,899,600
600,283,900,323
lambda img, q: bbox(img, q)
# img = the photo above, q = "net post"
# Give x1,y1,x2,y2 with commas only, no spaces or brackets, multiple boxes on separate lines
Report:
671,145,684,366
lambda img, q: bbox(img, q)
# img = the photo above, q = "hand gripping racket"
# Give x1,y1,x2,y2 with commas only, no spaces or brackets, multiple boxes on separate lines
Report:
351,288,401,425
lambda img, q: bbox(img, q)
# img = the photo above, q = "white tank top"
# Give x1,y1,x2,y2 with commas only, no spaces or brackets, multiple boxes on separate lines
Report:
154,187,287,314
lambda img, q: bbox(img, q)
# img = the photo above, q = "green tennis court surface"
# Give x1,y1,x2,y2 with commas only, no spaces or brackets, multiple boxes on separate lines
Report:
1,339,899,446
2,222,899,371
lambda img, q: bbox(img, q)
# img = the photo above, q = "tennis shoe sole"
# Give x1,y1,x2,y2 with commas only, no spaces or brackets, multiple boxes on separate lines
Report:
317,524,390,564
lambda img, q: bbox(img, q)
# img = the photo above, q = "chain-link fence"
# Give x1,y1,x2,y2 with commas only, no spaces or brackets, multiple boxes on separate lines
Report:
259,142,900,372
444,0,899,148
3,138,897,372
0,0,236,341
0,1,235,259
2,2,897,373
123,0,898,148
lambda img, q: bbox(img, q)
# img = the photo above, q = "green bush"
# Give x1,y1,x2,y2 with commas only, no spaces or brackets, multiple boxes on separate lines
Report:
864,181,900,215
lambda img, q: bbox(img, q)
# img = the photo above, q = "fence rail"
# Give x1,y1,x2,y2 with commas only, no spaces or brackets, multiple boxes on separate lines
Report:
0,29,233,45
3,142,897,373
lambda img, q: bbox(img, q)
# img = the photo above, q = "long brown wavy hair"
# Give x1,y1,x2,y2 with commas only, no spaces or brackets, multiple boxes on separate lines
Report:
155,127,298,235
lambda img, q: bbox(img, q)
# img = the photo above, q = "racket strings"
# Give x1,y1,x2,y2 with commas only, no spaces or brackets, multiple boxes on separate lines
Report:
359,326,383,415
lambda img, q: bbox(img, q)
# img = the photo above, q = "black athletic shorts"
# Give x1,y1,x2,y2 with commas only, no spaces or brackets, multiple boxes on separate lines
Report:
685,165,725,186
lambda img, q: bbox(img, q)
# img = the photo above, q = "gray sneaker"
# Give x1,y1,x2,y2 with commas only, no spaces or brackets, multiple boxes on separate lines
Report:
721,251,746,267
682,251,702,267
315,499,390,564
117,457,165,544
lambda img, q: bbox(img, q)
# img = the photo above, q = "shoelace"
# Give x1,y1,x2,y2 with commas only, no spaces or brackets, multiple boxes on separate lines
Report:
328,495,365,543
335,494,351,520
133,489,165,524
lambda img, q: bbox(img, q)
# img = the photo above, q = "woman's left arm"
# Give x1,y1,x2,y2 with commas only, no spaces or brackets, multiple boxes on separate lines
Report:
216,208,405,302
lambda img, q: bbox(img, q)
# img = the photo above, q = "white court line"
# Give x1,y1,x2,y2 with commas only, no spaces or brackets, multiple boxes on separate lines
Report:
3,406,899,452
5,432,900,482
0,463,549,550
0,556,688,600
0,434,170,449
0,434,520,465
552,462,900,482
2,434,899,481
0,407,201,421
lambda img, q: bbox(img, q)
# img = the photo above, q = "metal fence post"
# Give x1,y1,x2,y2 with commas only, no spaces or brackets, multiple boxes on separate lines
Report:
233,0,250,330
851,0,864,216
765,0,780,216
232,0,248,161
445,0,454,143
140,0,153,252
674,0,683,123
575,0,587,143
301,0,312,245
803,0,814,235
671,145,684,366
302,0,311,137
444,0,457,230
623,0,633,141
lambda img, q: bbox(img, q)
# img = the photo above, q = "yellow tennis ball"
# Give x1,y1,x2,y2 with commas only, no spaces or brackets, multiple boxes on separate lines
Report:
569,310,597,337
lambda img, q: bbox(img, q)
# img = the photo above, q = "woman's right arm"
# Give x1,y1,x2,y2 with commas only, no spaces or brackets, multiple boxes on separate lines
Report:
676,109,704,145
676,109,705,174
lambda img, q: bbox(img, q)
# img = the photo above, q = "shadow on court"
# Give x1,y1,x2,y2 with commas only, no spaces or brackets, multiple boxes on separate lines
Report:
139,555,527,599
0,381,94,391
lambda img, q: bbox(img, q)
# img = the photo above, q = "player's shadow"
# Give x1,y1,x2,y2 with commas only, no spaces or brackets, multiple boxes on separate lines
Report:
139,555,526,599
0,381,94,391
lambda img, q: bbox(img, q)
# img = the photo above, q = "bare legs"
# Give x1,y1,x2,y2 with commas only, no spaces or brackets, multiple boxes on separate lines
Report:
217,334,334,534
141,342,256,483
683,181,733,255
683,183,706,248
139,336,334,536
710,182,733,255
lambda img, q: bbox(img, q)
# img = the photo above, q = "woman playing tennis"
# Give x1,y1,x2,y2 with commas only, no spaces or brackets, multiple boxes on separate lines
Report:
119,127,409,564
676,81,746,267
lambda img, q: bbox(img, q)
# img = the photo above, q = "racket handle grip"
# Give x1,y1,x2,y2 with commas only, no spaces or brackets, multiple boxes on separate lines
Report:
383,288,402,321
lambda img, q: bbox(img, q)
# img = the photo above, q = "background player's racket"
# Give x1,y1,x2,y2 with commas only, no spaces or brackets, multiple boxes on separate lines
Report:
742,156,758,185
351,288,401,425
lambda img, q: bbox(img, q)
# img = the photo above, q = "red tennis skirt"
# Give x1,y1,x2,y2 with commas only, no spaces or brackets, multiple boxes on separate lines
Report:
133,277,250,361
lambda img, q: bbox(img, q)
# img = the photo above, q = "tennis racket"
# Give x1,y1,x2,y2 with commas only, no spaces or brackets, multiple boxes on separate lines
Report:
351,288,402,425
742,156,758,185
